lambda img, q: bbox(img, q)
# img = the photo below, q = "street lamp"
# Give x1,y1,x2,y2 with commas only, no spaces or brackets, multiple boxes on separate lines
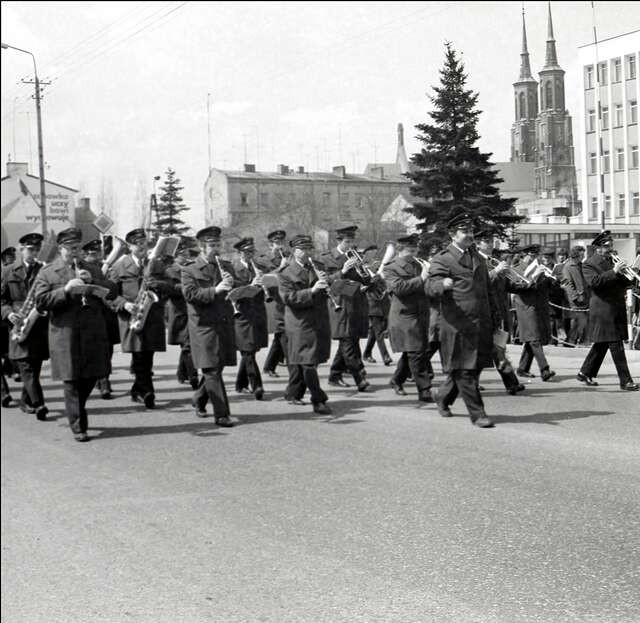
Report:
2,42,47,235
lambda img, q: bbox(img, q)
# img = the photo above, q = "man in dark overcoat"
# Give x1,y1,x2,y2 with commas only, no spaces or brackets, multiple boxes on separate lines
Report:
510,245,557,381
321,225,378,392
231,237,269,400
181,226,236,425
1,233,50,420
108,228,172,409
427,212,495,428
362,257,392,367
577,231,638,390
384,234,432,402
277,234,331,414
561,245,589,346
34,228,114,442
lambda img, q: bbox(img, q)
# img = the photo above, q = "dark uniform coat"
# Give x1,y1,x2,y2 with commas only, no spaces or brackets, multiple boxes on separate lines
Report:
256,252,287,334
278,259,331,365
108,254,171,353
181,256,237,369
509,265,552,345
384,255,429,353
480,255,513,334
365,283,390,318
165,262,189,345
232,260,269,351
561,259,589,307
321,248,370,339
428,245,494,372
33,258,112,381
1,258,49,361
583,253,631,342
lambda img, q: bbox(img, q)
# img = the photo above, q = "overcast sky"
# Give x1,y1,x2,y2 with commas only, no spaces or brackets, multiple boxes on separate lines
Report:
1,1,638,233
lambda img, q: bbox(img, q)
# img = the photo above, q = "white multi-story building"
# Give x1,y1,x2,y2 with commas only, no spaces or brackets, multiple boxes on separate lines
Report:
578,30,640,225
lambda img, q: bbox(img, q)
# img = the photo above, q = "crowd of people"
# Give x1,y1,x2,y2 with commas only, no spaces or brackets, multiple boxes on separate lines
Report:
1,211,639,442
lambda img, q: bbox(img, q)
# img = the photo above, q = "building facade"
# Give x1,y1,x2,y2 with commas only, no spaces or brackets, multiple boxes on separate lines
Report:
578,29,640,225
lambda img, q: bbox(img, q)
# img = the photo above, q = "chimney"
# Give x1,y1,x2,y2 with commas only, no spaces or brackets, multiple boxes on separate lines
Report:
297,166,305,174
6,162,29,178
80,197,91,211
396,122,410,174
243,163,256,173
332,165,346,179
370,166,385,180
277,164,290,175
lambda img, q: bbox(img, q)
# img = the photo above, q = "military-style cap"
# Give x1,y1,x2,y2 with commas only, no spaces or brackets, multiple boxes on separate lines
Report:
335,225,358,239
556,247,569,257
18,233,44,247
591,230,613,247
474,228,494,241
233,237,255,252
1,246,16,259
520,244,541,255
396,233,419,246
541,246,556,256
82,239,102,253
447,211,474,230
289,234,314,248
56,227,83,245
125,228,147,245
196,226,221,242
178,235,199,251
267,229,286,242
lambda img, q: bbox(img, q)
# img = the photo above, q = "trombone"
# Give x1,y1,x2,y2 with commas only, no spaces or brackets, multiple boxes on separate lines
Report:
308,258,342,311
611,251,640,283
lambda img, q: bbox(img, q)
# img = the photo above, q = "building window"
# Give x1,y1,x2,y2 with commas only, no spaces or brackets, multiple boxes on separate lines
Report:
601,106,609,129
615,104,623,127
613,58,622,82
590,196,598,219
598,62,608,85
588,109,596,132
628,55,637,79
545,80,553,109
604,195,611,217
632,192,640,215
260,192,268,205
589,152,597,174
616,148,625,170
322,192,330,207
630,100,638,124
585,65,594,89
631,145,639,168
240,192,248,206
617,193,626,217
603,150,610,173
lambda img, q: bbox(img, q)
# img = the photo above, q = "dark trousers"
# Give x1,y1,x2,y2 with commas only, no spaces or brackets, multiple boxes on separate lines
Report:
286,364,328,405
97,343,114,392
438,369,486,419
63,377,97,434
15,357,44,408
392,351,431,392
330,338,364,385
236,351,263,392
424,340,441,380
194,367,230,417
1,373,10,402
363,317,391,361
263,332,286,372
492,350,520,390
580,341,632,385
131,351,155,396
177,343,198,385
568,311,588,345
518,341,549,374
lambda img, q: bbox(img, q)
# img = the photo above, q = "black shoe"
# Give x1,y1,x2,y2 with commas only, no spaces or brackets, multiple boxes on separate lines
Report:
357,381,372,392
576,372,598,386
73,432,90,442
1,395,12,408
433,390,452,417
215,415,234,427
383,358,393,366
328,378,350,388
363,356,376,364
472,415,495,428
19,401,35,414
478,385,485,391
517,369,535,378
507,383,526,395
265,370,280,378
131,391,144,404
288,398,306,406
620,381,639,391
418,389,433,403
194,406,208,418
143,393,155,409
313,402,332,415
541,369,556,382
35,405,48,421
189,377,200,390
390,381,407,396
254,387,265,400
235,387,252,394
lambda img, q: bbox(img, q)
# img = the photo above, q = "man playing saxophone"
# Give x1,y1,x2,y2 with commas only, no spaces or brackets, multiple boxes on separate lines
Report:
108,228,172,409
1,233,50,421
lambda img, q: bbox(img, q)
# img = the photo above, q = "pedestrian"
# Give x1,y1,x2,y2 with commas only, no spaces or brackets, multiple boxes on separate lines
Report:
561,245,589,346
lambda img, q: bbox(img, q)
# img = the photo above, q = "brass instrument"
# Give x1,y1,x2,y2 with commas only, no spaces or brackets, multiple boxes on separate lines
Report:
308,258,342,311
414,257,430,273
250,260,274,302
376,243,396,278
345,247,376,280
215,255,240,317
487,256,531,285
101,236,127,276
532,262,558,282
10,272,47,343
611,251,640,283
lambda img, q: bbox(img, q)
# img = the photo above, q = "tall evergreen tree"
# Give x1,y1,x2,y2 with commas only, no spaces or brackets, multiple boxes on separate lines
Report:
407,43,522,247
152,168,190,236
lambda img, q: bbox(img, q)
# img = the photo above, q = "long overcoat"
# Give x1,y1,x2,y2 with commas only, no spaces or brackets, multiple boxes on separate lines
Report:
583,253,631,342
384,255,429,353
428,245,494,372
278,260,331,365
108,254,170,353
33,257,112,381
366,283,390,318
509,265,552,344
181,256,237,369
482,258,513,334
256,252,287,334
232,260,269,351
1,258,49,361
321,248,369,339
165,262,189,346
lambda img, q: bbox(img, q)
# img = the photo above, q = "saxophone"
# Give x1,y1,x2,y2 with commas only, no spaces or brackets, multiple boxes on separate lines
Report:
10,274,47,343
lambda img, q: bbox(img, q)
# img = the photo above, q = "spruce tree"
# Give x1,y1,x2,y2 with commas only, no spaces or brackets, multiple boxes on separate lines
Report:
152,168,190,236
407,43,521,247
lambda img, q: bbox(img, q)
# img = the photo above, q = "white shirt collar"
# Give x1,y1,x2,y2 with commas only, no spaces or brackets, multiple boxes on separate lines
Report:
451,241,466,255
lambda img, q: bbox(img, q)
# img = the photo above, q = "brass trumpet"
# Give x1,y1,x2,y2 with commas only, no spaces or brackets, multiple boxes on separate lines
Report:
345,247,376,280
611,251,640,283
308,259,342,311
487,256,532,285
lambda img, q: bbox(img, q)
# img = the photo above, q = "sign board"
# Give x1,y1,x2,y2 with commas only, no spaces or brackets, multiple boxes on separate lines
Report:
93,212,114,234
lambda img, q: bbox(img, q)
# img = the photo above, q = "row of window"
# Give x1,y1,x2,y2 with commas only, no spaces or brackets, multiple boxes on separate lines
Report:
587,100,638,131
590,192,640,218
588,145,639,173
238,191,378,208
585,55,637,89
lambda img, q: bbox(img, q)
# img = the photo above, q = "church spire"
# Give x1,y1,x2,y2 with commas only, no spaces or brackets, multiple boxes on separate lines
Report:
543,1,559,68
519,6,533,80
396,123,409,174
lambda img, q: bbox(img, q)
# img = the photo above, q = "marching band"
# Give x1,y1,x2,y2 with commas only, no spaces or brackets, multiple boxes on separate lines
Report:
1,213,639,442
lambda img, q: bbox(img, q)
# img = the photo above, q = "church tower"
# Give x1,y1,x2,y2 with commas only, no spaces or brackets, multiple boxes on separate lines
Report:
510,8,538,162
534,2,577,199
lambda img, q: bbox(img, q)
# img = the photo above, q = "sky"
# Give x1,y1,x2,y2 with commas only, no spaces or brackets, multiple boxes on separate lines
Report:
1,0,639,233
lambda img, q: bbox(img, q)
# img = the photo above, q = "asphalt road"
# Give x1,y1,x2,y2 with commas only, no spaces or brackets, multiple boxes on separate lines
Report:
2,344,639,623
